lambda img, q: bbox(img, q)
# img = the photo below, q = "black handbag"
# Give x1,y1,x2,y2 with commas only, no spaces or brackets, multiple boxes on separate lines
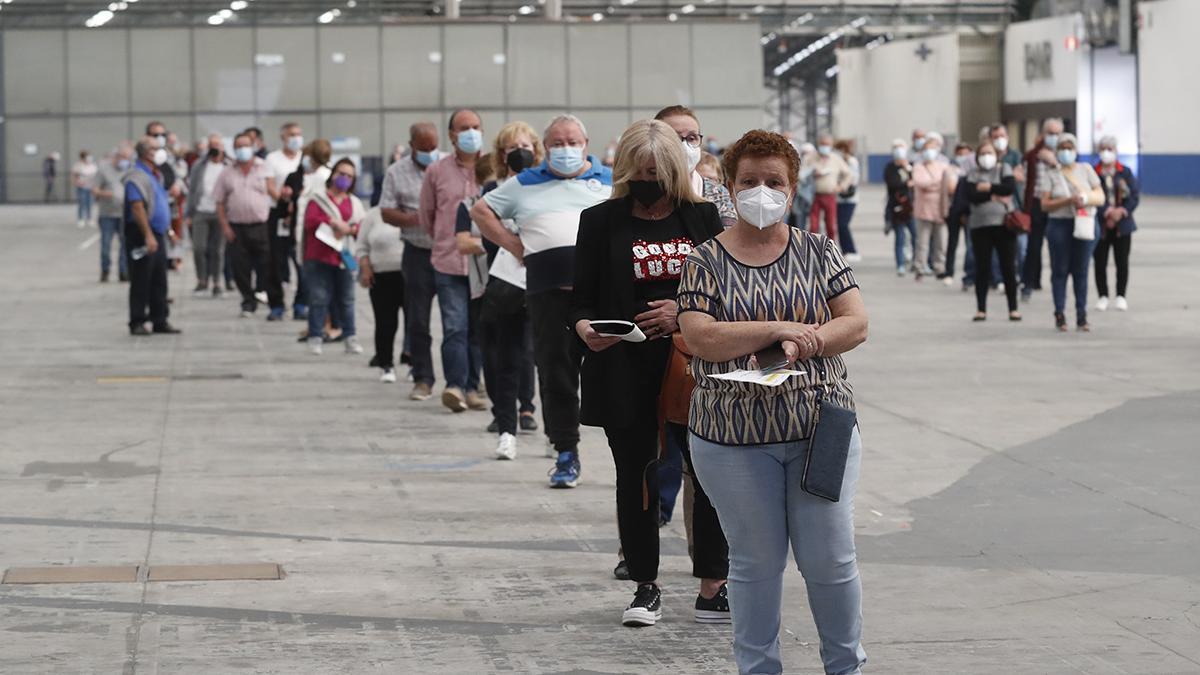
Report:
801,357,857,502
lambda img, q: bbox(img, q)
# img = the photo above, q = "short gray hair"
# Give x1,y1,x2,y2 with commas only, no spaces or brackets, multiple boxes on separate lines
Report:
1042,117,1064,132
1097,135,1118,150
134,137,155,160
544,114,588,140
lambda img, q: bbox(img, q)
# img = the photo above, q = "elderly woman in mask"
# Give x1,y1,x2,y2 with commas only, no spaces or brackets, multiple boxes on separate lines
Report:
677,129,869,675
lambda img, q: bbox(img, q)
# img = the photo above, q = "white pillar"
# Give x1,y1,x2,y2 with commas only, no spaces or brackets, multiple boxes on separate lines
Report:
446,0,460,20
545,0,562,21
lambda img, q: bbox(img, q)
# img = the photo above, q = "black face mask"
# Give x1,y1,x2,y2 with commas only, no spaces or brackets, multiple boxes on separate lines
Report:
628,180,666,208
506,148,535,173
207,147,221,160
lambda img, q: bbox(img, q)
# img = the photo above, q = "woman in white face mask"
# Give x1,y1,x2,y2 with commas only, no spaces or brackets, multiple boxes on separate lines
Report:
1092,136,1139,313
676,130,869,675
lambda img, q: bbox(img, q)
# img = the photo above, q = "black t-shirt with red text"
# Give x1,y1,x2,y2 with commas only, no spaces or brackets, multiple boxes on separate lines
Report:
631,212,693,310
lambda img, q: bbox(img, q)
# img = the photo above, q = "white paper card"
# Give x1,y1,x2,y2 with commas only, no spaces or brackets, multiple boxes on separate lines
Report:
709,369,805,387
591,320,647,343
315,223,344,252
489,248,526,289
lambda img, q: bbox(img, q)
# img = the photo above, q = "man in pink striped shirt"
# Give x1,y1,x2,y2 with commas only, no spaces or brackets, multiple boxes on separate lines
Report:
215,132,279,318
419,110,485,413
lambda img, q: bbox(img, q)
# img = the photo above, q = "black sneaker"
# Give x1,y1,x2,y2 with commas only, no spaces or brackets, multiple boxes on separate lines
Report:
613,560,630,581
519,413,539,432
486,419,499,433
622,583,662,627
695,583,731,624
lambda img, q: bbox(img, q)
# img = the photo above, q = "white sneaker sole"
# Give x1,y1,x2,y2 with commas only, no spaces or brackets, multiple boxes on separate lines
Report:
694,609,732,624
622,607,662,627
549,476,579,489
442,391,468,413
495,450,517,461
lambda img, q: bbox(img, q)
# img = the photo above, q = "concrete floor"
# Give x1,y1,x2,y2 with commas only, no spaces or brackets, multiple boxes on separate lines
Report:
1,185,1199,674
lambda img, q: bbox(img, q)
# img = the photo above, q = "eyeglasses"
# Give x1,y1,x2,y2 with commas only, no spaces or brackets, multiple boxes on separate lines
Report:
680,133,704,148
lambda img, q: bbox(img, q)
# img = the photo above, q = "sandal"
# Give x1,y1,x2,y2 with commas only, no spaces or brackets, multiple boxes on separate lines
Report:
972,312,987,322
1009,311,1022,322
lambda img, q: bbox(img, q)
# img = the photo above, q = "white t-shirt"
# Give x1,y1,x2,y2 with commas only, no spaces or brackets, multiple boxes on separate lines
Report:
73,160,98,188
197,160,224,213
264,149,302,185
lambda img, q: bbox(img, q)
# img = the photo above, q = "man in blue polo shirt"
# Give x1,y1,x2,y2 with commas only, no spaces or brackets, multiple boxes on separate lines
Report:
124,136,180,336
471,114,613,489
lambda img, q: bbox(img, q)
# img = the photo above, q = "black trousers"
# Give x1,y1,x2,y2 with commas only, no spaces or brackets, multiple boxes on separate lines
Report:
971,226,1019,313
1094,232,1131,298
402,246,436,386
528,289,581,453
605,417,729,583
1023,202,1048,290
483,308,537,436
945,215,963,277
126,229,169,329
228,222,281,312
368,270,405,369
269,229,305,308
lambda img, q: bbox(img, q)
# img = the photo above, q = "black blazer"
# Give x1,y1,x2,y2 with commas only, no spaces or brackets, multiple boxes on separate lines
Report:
570,196,724,429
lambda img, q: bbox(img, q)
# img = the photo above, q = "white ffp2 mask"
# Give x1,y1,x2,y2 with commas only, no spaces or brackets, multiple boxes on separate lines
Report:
735,185,789,230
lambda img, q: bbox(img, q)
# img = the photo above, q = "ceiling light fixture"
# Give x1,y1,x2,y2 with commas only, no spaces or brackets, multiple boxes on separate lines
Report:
680,4,695,14
773,16,868,78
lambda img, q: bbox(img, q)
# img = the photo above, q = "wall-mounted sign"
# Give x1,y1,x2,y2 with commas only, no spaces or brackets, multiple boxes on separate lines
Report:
23,143,38,156
1024,41,1053,81
254,53,285,67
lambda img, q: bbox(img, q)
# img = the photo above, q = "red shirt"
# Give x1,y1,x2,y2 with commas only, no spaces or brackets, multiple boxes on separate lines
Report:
303,194,353,267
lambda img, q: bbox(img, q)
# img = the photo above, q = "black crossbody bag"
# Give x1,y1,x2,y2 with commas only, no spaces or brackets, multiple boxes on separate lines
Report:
801,357,857,502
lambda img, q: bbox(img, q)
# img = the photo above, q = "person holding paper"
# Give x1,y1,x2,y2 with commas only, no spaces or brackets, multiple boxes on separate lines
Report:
302,158,365,356
569,119,728,628
676,130,869,675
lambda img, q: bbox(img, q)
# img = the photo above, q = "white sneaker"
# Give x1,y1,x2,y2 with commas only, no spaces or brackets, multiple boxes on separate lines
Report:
1114,296,1128,311
254,291,268,304
942,276,954,287
380,368,397,383
844,252,862,263
192,287,209,298
495,432,517,460
307,337,323,355
1096,296,1109,312
76,219,86,229
344,336,364,354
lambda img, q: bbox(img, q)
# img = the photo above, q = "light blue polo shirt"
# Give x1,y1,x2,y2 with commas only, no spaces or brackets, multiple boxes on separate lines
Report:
482,156,612,294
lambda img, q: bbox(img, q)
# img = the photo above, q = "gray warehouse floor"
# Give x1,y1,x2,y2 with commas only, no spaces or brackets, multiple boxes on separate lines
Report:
2,186,1199,674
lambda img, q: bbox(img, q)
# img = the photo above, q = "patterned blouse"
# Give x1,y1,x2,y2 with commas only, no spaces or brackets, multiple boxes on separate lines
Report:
700,175,738,228
677,229,859,446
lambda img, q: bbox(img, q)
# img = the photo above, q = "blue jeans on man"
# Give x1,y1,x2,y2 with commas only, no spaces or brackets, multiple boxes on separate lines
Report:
98,216,127,278
434,271,481,392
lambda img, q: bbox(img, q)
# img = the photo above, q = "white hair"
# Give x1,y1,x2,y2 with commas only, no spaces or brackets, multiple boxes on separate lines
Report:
544,114,588,140
1098,135,1118,150
926,131,945,146
1042,117,1064,132
892,137,908,148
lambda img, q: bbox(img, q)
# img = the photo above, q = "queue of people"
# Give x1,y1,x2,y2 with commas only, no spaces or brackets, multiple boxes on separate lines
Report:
90,110,875,675
882,118,1139,328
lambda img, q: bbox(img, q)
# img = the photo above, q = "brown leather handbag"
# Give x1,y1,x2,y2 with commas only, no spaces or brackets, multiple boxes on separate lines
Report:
1004,210,1031,234
658,333,696,426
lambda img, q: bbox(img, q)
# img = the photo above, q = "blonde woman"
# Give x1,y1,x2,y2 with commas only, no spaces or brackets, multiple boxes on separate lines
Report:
470,122,544,459
569,119,729,627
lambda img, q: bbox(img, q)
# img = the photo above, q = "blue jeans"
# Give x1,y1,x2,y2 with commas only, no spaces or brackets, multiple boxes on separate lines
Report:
76,187,93,222
434,271,480,392
304,260,355,339
656,422,688,524
691,428,866,675
1046,217,1097,317
836,202,857,254
98,215,126,275
892,219,916,270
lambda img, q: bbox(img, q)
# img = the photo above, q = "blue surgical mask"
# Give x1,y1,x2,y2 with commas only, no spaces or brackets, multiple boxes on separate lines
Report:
117,159,131,171
1057,149,1076,165
922,148,939,162
415,149,439,167
235,146,254,163
548,146,585,175
455,129,483,154
914,138,926,150
893,147,907,161
286,136,304,152
817,145,832,157
301,156,313,173
1044,134,1059,150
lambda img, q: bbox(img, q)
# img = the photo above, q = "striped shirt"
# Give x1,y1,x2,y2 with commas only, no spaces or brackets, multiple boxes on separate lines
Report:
677,229,859,446
482,157,612,294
